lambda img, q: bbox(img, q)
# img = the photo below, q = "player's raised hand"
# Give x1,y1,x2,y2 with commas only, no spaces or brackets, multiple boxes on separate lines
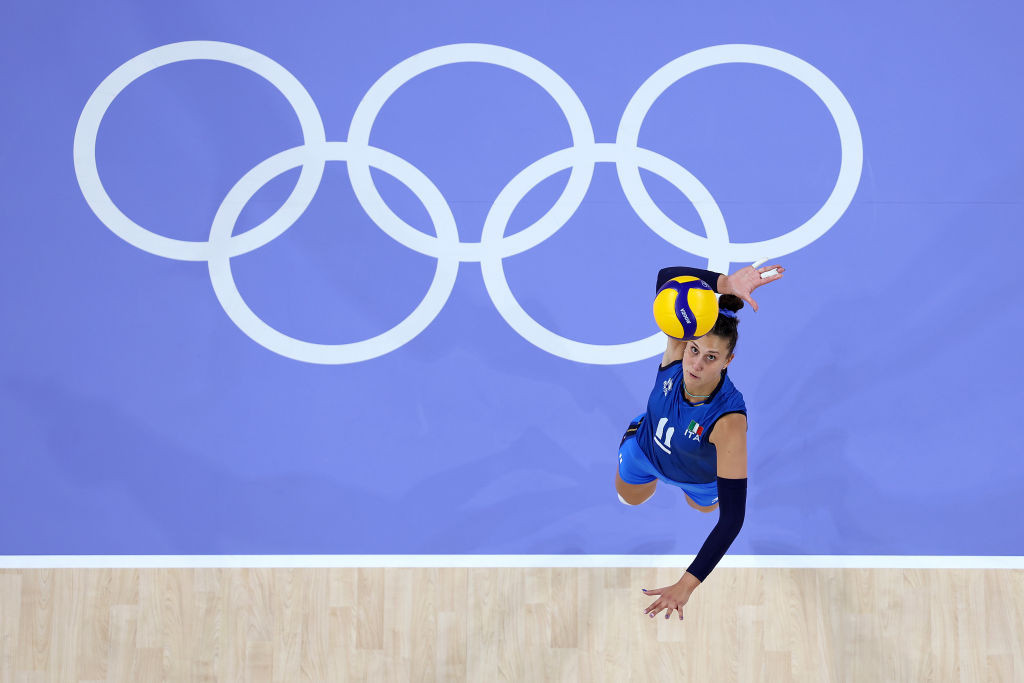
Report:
720,260,785,312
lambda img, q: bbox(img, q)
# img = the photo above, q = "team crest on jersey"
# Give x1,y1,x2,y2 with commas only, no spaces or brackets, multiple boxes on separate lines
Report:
663,378,673,396
684,419,704,441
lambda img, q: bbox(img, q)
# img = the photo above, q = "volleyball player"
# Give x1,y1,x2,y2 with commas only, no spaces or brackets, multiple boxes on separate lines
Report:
616,263,785,620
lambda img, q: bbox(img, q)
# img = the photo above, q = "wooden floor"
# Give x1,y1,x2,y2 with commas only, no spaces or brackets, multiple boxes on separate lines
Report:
1,567,1021,682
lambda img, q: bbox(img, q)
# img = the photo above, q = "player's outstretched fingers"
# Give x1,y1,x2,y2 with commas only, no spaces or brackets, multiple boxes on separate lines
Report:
642,584,690,621
643,585,681,619
646,596,671,618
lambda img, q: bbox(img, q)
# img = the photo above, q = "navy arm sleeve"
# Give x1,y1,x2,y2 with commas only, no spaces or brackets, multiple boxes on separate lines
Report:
685,476,747,583
656,266,722,293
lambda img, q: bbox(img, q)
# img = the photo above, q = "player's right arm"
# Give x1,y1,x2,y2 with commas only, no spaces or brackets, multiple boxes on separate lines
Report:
661,336,686,368
656,266,723,367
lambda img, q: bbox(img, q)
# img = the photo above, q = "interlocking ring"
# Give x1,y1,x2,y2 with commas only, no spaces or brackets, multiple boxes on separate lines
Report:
615,43,863,265
73,41,327,262
73,41,862,365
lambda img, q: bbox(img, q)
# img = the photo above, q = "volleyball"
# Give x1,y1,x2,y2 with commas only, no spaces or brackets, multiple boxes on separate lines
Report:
653,276,719,340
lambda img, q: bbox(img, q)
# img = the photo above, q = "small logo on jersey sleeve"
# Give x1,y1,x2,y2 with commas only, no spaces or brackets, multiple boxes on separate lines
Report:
663,378,673,396
684,420,704,441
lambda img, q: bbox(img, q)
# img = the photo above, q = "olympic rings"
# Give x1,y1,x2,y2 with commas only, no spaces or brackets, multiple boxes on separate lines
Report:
73,41,327,262
480,143,730,365
207,142,459,364
616,44,862,264
346,43,596,262
72,41,863,365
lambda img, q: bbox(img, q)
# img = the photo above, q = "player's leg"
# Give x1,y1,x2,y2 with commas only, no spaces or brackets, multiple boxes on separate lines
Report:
616,471,657,505
616,422,658,505
683,492,719,513
678,479,720,513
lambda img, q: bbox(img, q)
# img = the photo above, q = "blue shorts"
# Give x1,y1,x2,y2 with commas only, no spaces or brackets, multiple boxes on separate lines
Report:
618,432,720,507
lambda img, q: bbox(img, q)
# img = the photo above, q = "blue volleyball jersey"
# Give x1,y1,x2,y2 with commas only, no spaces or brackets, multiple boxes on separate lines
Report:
635,361,747,484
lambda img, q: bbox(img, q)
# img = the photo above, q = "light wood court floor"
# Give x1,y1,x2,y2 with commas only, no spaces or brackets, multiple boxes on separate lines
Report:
2,567,1022,682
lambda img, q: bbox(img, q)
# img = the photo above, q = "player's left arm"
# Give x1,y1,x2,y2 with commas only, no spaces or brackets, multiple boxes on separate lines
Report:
710,413,748,478
642,414,748,620
656,263,785,314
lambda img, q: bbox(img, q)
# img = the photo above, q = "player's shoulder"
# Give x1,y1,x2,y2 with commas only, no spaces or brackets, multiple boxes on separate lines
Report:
656,358,684,377
717,373,746,409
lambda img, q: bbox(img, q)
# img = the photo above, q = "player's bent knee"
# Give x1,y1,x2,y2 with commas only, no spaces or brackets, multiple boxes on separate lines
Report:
616,482,656,506
618,491,654,506
616,471,656,505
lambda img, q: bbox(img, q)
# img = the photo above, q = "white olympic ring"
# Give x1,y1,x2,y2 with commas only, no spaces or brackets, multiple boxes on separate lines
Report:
616,44,863,264
481,143,730,365
346,43,596,263
208,142,459,364
73,41,327,262
73,41,863,365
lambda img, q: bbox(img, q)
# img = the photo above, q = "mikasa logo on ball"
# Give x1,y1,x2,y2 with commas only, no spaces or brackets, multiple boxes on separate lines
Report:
677,308,692,324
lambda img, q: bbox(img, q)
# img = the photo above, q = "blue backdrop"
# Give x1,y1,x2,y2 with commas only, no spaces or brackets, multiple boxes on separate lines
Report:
2,0,1021,555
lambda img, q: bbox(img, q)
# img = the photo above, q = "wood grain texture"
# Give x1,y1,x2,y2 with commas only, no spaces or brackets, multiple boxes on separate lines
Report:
0,568,1021,682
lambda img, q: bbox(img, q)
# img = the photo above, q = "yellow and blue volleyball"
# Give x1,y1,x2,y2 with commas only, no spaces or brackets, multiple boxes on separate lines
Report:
653,276,719,340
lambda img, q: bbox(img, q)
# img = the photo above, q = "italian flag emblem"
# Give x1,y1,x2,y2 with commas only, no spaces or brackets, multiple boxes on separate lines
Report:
685,420,704,438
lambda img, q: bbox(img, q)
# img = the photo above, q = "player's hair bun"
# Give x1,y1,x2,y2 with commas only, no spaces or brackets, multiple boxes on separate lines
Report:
718,294,744,315
712,294,743,353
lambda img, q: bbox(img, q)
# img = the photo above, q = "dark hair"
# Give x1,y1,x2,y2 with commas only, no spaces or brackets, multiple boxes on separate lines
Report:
711,295,743,353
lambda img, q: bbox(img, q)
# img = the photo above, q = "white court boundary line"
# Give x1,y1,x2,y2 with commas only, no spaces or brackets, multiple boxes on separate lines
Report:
2,556,1023,569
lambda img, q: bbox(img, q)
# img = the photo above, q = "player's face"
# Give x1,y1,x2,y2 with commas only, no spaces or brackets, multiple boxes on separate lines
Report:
682,335,732,386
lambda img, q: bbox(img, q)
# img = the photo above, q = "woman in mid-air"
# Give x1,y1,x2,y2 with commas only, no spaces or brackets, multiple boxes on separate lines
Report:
616,263,784,620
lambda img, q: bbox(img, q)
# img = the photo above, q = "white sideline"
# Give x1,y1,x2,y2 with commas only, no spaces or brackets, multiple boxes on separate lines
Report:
2,555,1023,569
